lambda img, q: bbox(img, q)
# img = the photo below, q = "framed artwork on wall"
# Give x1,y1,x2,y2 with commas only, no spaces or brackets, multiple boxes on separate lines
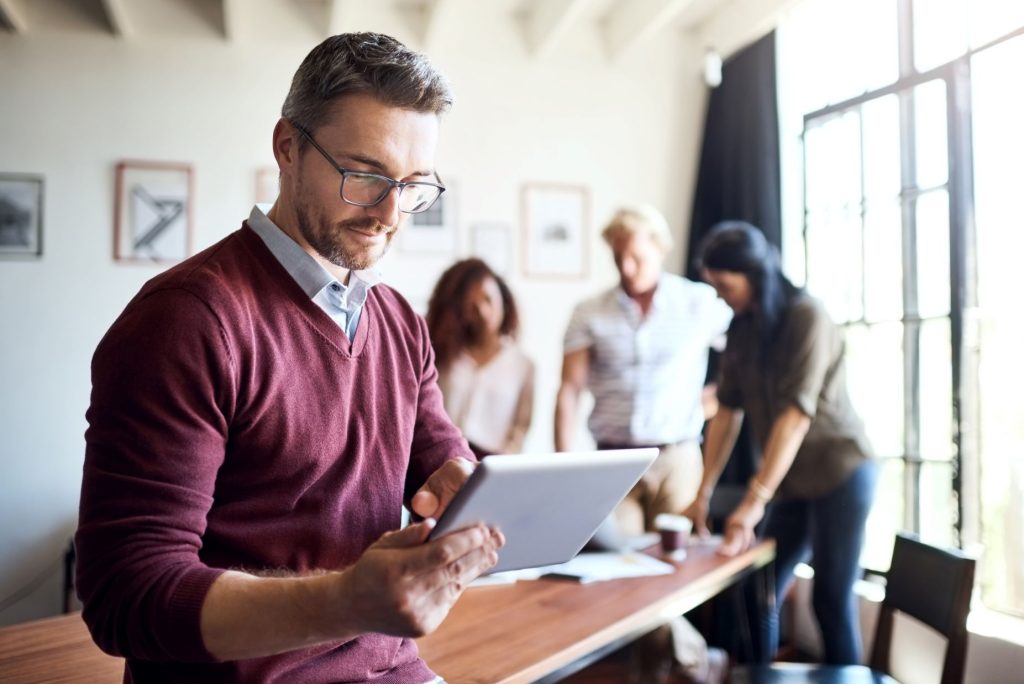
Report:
521,182,589,279
399,180,457,255
114,160,193,263
470,222,513,276
0,173,44,258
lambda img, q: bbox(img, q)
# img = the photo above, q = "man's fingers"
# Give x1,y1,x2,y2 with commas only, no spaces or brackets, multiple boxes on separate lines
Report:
413,524,493,571
411,458,475,519
374,519,435,550
415,539,502,604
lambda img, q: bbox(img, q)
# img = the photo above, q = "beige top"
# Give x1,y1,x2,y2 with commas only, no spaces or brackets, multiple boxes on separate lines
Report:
438,338,535,454
717,295,873,500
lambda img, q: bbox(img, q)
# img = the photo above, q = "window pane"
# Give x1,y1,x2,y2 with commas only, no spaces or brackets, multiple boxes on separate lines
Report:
919,319,953,462
778,0,899,112
971,35,1024,616
863,201,903,322
845,323,904,459
967,0,1024,49
915,190,950,318
806,210,863,323
805,112,862,213
914,80,949,189
863,457,904,571
862,95,901,204
914,0,969,72
919,462,957,548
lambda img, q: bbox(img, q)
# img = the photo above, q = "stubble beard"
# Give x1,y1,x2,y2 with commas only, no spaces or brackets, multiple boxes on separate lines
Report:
295,203,396,271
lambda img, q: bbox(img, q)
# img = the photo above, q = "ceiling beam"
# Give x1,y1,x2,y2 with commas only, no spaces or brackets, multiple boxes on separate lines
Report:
99,0,132,38
520,0,595,58
602,0,696,59
0,0,27,33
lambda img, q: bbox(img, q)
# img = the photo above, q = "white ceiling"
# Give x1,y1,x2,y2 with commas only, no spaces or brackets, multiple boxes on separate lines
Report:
0,0,788,60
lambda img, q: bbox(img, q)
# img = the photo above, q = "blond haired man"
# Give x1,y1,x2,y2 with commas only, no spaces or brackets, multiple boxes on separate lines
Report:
555,204,731,683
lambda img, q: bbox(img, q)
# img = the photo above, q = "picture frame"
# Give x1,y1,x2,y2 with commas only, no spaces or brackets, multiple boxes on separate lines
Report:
470,222,513,277
114,160,193,263
0,173,44,258
399,180,457,255
521,183,589,279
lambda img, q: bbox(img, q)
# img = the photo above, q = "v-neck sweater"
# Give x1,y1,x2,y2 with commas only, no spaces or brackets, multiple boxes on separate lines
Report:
76,224,470,683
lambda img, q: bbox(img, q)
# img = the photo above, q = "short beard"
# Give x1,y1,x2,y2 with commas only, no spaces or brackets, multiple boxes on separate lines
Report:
296,205,394,271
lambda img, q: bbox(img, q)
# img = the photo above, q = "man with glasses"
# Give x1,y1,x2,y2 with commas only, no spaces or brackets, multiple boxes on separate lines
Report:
76,33,501,684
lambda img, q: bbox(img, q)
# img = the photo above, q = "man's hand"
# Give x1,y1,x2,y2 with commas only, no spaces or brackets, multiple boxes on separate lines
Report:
717,497,765,557
410,458,475,520
336,518,504,637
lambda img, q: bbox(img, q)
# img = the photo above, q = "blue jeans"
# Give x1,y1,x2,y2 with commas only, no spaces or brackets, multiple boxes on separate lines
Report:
746,459,879,665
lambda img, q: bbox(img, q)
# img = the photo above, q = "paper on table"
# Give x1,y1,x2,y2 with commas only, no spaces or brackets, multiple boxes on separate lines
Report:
537,552,676,584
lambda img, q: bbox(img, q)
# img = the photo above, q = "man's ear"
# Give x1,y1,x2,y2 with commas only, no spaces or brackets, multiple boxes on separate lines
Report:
272,118,299,171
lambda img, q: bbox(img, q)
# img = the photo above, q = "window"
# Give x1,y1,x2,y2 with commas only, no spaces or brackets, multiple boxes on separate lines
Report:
778,0,1024,615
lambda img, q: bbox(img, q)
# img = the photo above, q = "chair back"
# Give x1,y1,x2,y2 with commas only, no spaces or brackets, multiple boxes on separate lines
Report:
868,534,976,684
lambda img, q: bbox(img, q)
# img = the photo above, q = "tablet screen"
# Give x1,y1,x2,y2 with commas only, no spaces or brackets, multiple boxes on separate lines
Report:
428,449,658,573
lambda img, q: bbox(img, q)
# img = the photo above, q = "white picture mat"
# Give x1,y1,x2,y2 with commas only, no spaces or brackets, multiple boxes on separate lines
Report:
430,449,658,574
522,184,588,278
116,164,191,262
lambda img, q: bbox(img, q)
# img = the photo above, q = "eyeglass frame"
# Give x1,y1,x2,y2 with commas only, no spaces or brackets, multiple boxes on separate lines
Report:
290,120,446,215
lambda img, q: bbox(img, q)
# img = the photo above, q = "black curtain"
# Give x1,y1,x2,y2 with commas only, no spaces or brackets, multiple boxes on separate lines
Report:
687,29,783,489
684,31,783,662
688,31,781,263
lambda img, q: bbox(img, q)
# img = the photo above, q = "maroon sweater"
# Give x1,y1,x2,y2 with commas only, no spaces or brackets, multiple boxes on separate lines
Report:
76,225,471,683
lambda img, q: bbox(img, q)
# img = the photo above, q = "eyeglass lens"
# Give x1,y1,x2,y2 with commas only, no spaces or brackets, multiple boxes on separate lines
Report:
341,174,441,214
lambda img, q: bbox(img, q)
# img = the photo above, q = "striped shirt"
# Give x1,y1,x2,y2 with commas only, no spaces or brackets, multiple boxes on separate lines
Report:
564,273,732,445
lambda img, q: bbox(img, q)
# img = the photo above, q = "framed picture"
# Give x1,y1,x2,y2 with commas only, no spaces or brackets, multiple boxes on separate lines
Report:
521,183,589,279
255,166,279,205
114,160,193,263
471,222,513,276
0,173,44,258
399,180,457,255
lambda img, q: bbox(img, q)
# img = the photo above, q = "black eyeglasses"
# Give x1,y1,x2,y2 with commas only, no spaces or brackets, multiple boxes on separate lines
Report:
292,122,445,214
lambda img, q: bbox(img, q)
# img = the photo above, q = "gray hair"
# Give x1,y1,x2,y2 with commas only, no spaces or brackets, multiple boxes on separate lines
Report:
282,32,453,134
601,204,673,252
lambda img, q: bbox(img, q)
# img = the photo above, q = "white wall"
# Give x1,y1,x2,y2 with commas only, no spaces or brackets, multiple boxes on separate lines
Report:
0,2,708,624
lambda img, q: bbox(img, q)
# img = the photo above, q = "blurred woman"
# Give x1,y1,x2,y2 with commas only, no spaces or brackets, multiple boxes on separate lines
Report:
684,221,878,665
426,258,535,457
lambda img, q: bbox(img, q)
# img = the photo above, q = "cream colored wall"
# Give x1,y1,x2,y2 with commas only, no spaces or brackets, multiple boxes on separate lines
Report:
0,3,708,624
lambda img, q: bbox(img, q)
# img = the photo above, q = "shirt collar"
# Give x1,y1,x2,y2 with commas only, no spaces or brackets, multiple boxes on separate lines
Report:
247,204,382,299
615,274,666,314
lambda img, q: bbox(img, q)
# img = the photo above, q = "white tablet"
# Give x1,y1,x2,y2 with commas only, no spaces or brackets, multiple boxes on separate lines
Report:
428,448,658,574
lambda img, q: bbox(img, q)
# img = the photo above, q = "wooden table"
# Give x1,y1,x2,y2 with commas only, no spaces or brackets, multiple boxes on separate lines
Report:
417,539,776,684
0,611,123,683
0,540,773,684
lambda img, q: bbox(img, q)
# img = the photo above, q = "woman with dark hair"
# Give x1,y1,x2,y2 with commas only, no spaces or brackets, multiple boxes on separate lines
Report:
425,258,535,458
683,221,878,666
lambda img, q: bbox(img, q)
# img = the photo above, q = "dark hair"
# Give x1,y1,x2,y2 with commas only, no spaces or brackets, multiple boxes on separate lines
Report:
697,221,801,351
282,32,453,136
425,258,520,370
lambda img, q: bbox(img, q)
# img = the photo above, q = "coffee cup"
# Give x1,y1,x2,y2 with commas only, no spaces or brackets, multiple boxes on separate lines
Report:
654,513,693,559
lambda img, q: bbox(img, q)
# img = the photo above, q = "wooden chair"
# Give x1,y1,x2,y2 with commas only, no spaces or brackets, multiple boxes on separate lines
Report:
731,533,976,684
